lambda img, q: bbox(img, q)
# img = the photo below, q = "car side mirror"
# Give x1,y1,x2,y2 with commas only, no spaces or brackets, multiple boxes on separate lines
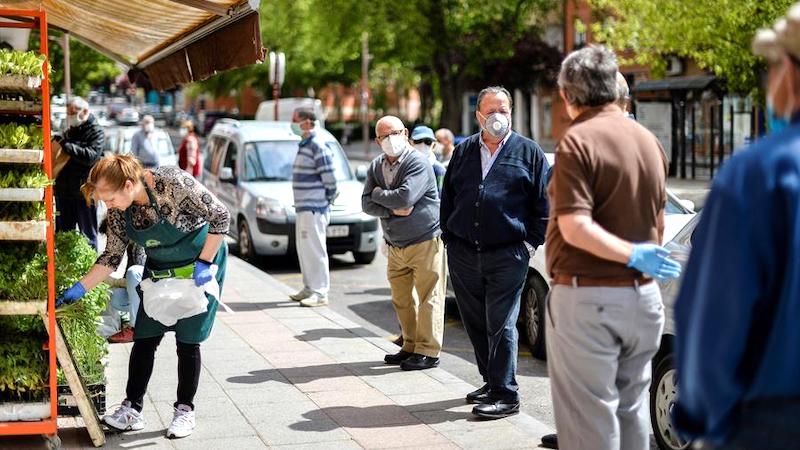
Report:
219,167,235,182
679,199,695,212
356,165,368,182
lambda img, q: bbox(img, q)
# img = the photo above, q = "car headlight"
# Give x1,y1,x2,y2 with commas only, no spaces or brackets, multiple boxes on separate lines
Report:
256,197,287,220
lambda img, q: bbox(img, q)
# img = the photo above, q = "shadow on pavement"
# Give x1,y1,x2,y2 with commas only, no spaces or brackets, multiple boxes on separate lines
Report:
225,361,401,386
294,328,373,341
289,399,473,431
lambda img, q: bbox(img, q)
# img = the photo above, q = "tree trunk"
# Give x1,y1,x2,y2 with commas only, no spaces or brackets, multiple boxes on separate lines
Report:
438,74,463,133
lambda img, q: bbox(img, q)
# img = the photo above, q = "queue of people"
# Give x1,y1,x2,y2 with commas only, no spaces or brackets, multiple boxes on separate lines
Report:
49,5,800,445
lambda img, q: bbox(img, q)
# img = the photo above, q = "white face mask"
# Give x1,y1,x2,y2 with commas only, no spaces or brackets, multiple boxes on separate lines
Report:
380,134,406,157
143,123,155,133
179,127,189,137
413,142,432,157
67,113,84,127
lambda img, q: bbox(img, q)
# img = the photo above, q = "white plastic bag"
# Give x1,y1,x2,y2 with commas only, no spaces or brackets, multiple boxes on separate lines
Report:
139,266,220,326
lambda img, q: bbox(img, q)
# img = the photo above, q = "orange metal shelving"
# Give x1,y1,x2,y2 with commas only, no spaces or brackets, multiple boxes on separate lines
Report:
0,8,58,448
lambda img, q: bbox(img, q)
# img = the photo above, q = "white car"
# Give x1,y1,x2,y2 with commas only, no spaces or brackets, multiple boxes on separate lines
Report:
110,126,178,167
202,119,379,264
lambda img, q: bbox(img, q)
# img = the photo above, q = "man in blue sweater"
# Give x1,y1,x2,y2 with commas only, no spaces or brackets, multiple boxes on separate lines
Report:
441,86,550,419
290,107,338,307
674,8,800,449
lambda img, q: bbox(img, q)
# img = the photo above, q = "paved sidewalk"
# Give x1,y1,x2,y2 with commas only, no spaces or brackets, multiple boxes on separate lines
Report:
4,256,553,449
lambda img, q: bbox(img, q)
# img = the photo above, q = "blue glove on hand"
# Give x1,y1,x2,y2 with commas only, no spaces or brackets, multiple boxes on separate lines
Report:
193,259,214,287
627,243,682,281
56,282,86,308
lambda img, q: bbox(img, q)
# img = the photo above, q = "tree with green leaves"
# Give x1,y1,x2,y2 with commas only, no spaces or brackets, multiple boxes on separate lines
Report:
195,0,559,130
589,0,795,97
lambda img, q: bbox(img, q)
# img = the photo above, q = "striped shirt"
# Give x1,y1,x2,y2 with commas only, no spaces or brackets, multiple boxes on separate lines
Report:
292,132,339,212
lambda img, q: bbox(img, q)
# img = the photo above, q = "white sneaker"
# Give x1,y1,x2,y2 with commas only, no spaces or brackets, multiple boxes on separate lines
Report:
103,400,145,432
299,294,329,307
166,404,196,439
289,288,313,301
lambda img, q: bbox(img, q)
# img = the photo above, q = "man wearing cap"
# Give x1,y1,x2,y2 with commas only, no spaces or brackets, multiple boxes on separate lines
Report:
674,6,800,449
411,125,446,192
441,86,549,418
362,115,445,371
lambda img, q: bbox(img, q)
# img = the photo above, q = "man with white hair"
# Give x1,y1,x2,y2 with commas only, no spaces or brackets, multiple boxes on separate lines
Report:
545,45,680,450
54,96,104,247
362,115,445,371
673,5,800,449
130,115,161,168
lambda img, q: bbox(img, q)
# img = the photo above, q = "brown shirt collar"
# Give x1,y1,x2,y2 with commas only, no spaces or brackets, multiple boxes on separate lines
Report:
571,103,624,126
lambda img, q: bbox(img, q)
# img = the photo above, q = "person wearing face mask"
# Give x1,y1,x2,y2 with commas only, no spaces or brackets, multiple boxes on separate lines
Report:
435,127,455,167
410,125,446,192
672,7,800,450
130,115,161,169
54,96,105,247
440,86,550,419
289,107,338,307
177,120,201,178
362,115,445,371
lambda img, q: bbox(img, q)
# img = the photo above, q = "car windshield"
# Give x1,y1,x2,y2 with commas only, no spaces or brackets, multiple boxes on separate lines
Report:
242,140,352,182
665,192,692,215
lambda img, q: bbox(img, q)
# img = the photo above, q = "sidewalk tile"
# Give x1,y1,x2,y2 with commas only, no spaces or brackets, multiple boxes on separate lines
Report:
270,440,364,450
172,436,268,450
388,392,468,412
308,388,392,409
437,424,533,449
412,410,510,432
344,424,450,449
224,381,309,405
323,404,420,428
279,363,353,380
360,370,449,395
265,350,337,368
177,416,257,441
292,375,372,393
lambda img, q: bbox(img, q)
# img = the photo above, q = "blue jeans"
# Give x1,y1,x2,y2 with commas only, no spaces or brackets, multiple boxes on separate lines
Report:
717,398,800,450
447,240,529,402
110,265,144,326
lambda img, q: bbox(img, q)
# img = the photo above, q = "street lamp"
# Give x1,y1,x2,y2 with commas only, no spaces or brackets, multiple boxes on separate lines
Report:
269,51,285,120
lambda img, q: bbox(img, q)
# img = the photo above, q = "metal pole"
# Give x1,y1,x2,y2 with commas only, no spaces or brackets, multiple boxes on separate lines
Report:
63,32,71,103
691,102,696,179
273,82,279,120
709,105,715,179
718,101,724,167
361,32,370,156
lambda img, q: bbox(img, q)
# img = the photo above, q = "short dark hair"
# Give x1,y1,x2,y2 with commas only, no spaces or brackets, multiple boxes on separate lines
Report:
476,86,513,112
294,107,316,122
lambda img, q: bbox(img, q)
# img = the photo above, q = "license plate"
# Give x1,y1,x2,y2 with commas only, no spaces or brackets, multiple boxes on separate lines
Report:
326,225,349,238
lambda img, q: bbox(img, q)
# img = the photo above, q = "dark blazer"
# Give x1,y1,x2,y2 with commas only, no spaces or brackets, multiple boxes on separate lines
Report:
440,132,549,250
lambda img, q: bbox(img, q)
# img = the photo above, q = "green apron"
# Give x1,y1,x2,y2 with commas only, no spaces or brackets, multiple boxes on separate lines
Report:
126,180,227,344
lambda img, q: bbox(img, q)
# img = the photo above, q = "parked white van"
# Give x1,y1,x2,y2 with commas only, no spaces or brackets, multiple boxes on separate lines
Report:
255,97,325,126
203,119,379,264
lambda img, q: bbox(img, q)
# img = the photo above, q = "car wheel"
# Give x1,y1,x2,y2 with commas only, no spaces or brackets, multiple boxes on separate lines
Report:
651,355,691,450
238,220,258,264
353,250,377,265
523,273,548,360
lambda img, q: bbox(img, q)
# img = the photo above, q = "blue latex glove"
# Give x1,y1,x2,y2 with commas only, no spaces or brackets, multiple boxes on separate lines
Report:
56,281,86,308
193,259,213,287
627,243,682,281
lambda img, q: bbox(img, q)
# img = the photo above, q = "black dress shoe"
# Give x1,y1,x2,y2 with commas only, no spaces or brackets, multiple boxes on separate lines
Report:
472,400,520,419
400,353,440,371
384,350,413,365
465,384,490,404
541,433,558,449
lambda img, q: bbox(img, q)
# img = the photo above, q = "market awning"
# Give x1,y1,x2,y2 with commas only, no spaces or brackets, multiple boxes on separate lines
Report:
632,75,716,93
4,0,264,90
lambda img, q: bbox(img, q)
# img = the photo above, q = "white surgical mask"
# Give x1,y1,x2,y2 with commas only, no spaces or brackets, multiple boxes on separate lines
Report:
380,134,406,157
179,127,189,137
413,142,432,157
143,123,155,133
290,122,304,137
67,113,84,127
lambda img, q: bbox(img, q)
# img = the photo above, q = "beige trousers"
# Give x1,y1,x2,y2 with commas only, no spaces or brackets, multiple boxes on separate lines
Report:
387,236,446,357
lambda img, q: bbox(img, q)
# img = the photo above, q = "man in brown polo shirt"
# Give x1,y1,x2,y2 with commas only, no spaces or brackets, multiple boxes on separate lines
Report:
544,45,681,450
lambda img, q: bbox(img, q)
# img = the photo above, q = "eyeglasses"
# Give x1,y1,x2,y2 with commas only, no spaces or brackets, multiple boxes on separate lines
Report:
412,139,434,145
377,129,405,142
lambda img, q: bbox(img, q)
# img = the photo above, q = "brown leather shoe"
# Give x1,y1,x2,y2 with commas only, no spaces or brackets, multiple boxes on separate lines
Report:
108,326,134,344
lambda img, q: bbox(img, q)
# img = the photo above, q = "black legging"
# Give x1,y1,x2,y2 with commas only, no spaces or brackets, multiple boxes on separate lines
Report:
125,336,201,412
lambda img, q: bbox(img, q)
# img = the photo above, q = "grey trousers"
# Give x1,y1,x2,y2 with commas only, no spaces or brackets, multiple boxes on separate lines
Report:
546,282,664,450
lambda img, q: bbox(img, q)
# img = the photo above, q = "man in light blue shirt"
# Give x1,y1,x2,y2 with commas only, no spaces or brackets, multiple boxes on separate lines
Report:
130,115,160,168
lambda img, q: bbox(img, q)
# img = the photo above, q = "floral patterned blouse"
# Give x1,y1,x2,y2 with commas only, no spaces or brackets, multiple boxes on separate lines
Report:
96,166,230,269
